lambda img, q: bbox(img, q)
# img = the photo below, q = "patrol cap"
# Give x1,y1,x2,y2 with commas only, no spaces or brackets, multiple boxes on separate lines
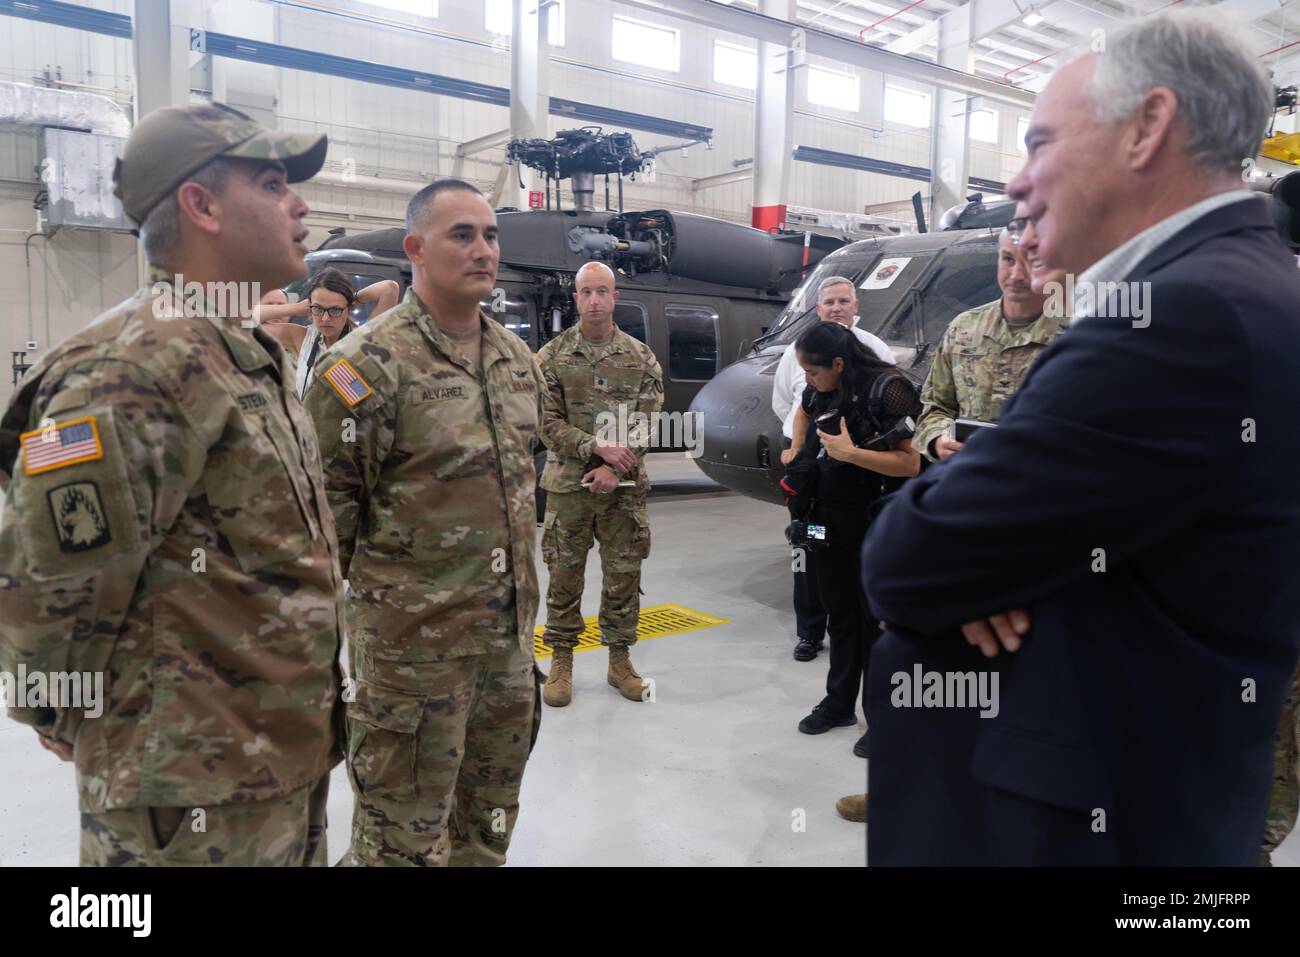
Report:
112,102,328,226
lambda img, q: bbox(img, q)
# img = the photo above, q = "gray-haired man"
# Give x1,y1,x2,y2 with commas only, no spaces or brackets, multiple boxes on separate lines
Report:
864,9,1300,864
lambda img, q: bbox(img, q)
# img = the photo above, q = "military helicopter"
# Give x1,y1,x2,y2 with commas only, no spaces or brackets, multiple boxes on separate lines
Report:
284,127,847,447
689,172,1300,506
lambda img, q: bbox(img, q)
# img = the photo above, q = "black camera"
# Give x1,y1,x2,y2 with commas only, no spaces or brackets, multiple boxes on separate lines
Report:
816,409,842,435
788,520,829,550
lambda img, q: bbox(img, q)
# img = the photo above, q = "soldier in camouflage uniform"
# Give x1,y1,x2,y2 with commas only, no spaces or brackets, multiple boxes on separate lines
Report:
914,229,1067,463
0,104,344,866
537,261,664,707
304,178,544,867
1261,664,1300,864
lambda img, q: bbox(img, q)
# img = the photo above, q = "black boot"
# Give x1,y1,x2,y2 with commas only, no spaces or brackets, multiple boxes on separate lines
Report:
793,636,823,661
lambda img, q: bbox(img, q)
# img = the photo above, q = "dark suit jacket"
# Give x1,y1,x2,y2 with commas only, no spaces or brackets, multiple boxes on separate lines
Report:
861,197,1300,866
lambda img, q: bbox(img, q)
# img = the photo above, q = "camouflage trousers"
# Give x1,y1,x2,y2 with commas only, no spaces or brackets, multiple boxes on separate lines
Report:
541,489,651,650
79,775,330,866
341,645,536,867
1261,664,1300,864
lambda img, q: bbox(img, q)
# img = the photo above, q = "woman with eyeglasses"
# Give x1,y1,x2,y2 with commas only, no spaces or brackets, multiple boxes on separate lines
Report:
253,271,398,393
290,269,398,398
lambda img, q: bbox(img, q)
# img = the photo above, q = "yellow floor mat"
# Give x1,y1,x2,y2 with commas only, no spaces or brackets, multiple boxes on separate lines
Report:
533,602,730,658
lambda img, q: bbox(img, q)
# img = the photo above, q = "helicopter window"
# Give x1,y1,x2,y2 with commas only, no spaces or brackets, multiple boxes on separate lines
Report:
876,247,1001,354
614,301,648,344
484,293,535,347
347,274,391,324
762,253,884,348
665,303,719,381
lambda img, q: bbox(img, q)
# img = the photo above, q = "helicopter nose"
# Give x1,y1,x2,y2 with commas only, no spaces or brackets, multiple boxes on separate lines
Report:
688,353,787,504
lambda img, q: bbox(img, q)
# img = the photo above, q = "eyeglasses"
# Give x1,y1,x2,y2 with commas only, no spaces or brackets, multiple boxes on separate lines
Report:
309,304,348,319
1006,217,1028,246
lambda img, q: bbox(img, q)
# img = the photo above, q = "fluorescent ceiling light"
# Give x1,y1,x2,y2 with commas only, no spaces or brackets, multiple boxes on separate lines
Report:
1022,11,1045,26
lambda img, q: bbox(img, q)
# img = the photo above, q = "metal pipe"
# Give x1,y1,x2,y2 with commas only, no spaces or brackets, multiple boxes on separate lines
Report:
1260,38,1300,57
858,0,929,43
571,170,595,211
1003,50,1055,86
308,170,428,194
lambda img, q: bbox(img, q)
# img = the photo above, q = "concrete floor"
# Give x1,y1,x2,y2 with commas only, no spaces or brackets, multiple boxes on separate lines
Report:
1,453,1294,866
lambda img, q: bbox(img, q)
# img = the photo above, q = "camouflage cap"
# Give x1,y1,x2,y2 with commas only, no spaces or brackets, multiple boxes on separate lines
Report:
112,102,328,226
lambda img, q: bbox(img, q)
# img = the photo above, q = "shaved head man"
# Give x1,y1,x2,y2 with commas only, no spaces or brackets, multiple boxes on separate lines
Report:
536,262,664,707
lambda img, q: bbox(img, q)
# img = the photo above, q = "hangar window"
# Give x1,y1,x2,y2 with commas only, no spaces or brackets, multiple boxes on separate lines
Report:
368,0,437,18
1016,116,1030,153
714,40,757,89
969,108,999,144
485,0,565,45
883,85,931,127
666,303,719,380
613,16,680,72
614,301,649,344
808,65,860,113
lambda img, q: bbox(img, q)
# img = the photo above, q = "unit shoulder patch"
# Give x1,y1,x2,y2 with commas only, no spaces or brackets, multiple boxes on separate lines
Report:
322,358,374,406
20,416,105,476
47,480,112,553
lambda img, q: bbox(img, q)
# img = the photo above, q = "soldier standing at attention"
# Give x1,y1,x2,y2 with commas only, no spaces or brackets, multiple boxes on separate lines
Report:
538,261,664,707
304,178,545,867
912,228,1066,463
0,103,344,866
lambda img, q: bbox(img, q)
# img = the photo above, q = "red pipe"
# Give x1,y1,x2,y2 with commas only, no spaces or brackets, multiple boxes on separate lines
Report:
998,0,1185,87
859,0,928,43
1259,38,1300,57
1003,51,1053,86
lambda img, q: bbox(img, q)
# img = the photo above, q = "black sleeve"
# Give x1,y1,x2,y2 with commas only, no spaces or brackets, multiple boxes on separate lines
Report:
848,374,919,444
860,284,1251,635
874,374,922,433
800,384,816,415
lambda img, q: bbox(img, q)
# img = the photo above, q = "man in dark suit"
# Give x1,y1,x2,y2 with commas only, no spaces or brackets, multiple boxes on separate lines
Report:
860,9,1300,865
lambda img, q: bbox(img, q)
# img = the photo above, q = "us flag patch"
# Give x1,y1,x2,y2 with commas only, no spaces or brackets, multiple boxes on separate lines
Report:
20,416,104,476
323,359,373,406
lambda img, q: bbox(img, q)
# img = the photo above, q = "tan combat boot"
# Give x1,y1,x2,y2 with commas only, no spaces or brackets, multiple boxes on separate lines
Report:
543,647,573,707
607,645,646,702
836,794,867,823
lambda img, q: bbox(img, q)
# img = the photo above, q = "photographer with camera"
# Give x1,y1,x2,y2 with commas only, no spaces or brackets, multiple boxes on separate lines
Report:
774,276,895,663
782,322,921,762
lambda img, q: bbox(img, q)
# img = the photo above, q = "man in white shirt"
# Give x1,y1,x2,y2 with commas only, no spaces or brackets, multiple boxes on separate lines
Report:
771,275,894,663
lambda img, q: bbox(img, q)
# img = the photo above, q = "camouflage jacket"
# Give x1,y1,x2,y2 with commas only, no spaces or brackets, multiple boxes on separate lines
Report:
302,289,545,663
537,324,664,494
914,298,1066,462
0,273,345,813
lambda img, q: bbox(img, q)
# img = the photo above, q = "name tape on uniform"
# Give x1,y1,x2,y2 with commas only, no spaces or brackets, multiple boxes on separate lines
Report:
323,359,373,406
20,416,105,476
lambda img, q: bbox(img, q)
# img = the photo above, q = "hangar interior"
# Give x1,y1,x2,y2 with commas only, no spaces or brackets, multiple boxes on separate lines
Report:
1,0,1298,867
